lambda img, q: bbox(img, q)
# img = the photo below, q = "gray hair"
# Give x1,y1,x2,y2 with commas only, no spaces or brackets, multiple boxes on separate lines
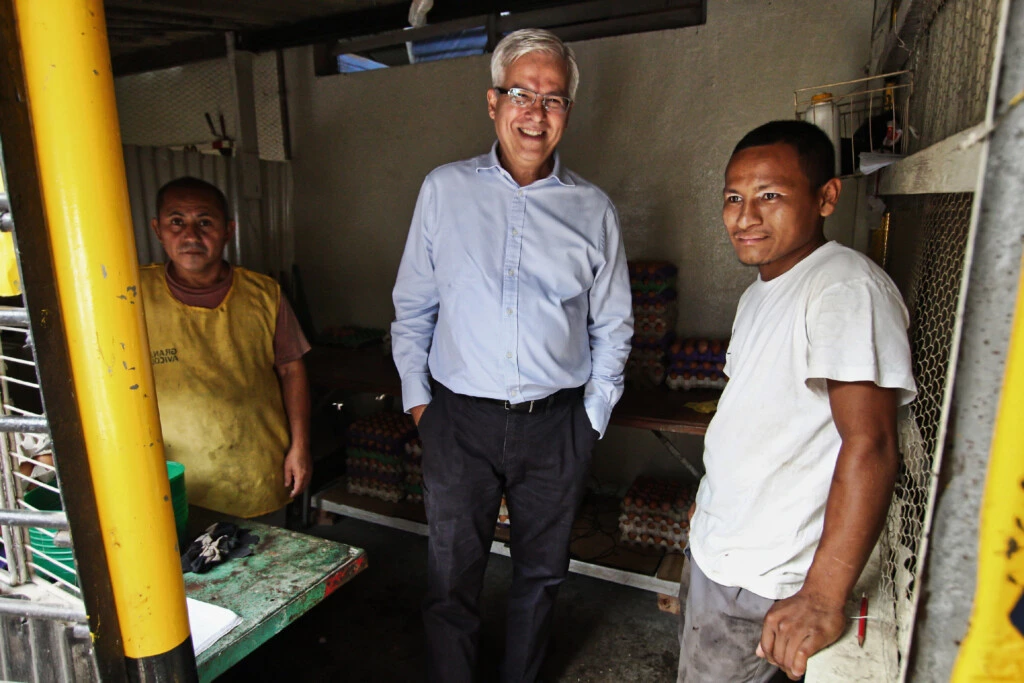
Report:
490,29,579,100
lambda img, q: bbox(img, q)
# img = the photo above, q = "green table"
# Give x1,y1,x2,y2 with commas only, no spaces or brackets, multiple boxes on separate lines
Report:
183,512,367,681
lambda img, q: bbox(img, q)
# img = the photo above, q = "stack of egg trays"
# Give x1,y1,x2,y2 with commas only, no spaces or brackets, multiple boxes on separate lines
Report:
346,412,418,503
618,476,696,553
627,261,679,386
665,338,728,391
496,495,510,529
404,436,424,505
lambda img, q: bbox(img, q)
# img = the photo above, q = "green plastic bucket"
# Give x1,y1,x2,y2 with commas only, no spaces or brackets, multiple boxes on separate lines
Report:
23,461,189,587
23,486,77,586
166,460,188,540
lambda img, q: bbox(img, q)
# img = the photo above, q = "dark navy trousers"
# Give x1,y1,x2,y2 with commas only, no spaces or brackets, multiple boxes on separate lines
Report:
418,382,597,683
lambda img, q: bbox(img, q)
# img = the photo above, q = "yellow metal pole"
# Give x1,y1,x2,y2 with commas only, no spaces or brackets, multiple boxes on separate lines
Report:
952,255,1024,681
12,0,194,672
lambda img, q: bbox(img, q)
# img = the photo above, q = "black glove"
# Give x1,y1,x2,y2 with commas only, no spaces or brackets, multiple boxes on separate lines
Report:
181,522,260,574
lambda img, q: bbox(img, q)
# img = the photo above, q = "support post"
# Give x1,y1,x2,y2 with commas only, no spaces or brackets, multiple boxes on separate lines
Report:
227,33,265,274
913,0,1024,678
3,0,196,678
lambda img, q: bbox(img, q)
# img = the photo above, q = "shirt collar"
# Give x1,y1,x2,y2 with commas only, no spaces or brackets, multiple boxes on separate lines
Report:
475,141,575,188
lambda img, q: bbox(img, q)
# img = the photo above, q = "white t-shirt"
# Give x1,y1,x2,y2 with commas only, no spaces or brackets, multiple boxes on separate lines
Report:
689,241,917,600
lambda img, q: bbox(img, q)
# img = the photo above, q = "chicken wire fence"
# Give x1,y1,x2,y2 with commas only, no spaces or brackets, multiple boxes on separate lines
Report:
115,51,286,161
899,0,1002,152
879,192,973,679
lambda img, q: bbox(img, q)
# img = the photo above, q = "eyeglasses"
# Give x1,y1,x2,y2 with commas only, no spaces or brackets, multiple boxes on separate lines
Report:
494,87,573,114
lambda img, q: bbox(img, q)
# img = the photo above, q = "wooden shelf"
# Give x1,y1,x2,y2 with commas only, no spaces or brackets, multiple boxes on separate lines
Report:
306,344,706,594
306,344,402,397
315,481,681,595
611,384,718,435
306,344,718,436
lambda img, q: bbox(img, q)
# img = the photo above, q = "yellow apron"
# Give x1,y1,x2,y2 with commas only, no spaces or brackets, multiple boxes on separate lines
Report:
140,264,291,518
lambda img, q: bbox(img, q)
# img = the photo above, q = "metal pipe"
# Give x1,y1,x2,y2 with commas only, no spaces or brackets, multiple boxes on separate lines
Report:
0,307,28,327
651,430,703,481
0,510,69,529
0,597,87,623
0,416,47,433
10,0,194,673
0,193,12,232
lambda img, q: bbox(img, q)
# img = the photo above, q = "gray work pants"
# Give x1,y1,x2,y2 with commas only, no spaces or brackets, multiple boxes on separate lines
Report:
677,550,779,683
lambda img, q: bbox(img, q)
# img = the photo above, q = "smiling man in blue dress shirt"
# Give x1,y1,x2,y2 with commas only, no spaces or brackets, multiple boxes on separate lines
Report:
391,28,633,683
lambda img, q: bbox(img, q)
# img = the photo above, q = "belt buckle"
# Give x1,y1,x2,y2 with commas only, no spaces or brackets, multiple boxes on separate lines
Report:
503,399,536,413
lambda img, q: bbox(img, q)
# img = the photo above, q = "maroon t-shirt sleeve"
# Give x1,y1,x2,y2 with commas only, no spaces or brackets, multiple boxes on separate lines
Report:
274,295,311,367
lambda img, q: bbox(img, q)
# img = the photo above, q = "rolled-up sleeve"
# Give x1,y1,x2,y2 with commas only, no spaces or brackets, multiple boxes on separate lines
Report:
583,203,633,437
391,178,439,412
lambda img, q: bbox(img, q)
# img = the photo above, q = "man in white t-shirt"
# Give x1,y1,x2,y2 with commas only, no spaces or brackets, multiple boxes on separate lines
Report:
678,120,917,682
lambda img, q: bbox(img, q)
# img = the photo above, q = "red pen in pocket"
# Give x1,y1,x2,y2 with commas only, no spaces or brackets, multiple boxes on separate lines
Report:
857,594,868,647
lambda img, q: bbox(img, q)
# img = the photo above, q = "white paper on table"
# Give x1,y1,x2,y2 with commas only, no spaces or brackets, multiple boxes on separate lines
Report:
187,597,243,655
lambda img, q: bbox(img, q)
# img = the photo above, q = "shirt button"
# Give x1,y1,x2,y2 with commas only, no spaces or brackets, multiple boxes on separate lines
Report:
506,352,513,359
506,308,513,315
512,229,518,236
517,190,523,197
508,269,515,276
510,389,518,396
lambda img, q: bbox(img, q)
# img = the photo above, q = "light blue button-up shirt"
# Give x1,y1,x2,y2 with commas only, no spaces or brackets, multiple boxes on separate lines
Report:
391,144,633,437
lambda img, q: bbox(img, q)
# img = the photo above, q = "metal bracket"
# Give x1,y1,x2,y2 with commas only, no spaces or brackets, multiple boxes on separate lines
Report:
651,429,703,482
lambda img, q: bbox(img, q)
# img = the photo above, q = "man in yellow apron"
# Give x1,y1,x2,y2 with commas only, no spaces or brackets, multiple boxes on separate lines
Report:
140,176,311,519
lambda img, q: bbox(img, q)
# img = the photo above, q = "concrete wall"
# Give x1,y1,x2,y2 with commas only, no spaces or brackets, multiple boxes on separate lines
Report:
284,0,876,485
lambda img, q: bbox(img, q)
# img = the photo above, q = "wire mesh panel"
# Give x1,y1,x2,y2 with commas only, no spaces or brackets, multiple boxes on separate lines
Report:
115,54,287,161
0,321,80,598
879,192,972,678
115,60,237,150
903,0,1001,151
254,52,287,162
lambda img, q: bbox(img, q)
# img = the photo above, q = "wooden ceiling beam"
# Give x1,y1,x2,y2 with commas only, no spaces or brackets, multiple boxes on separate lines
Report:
104,0,293,26
111,33,227,76
239,0,705,53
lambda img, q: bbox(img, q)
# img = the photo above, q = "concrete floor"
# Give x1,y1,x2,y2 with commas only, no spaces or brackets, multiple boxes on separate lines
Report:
218,516,681,682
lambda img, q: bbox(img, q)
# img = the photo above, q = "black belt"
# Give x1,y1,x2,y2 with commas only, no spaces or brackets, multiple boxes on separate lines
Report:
466,386,583,414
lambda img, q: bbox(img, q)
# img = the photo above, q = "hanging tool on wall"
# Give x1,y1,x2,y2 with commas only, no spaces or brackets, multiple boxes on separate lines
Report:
204,112,233,156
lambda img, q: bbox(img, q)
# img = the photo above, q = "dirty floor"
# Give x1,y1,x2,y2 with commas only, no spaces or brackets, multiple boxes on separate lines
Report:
217,516,681,682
